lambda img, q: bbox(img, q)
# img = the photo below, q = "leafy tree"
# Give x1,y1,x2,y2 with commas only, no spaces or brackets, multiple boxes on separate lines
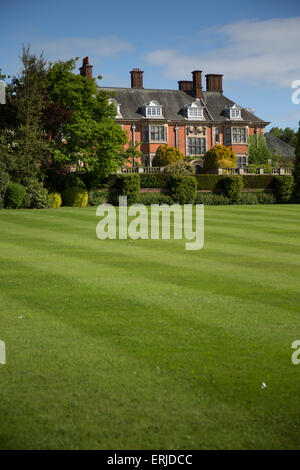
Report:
152,145,183,167
0,46,49,183
247,134,272,165
119,140,142,167
270,127,298,148
46,58,127,178
203,145,237,172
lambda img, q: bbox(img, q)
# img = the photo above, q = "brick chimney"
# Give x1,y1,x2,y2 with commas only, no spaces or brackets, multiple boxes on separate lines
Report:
178,80,193,92
192,70,203,99
206,74,223,93
130,68,144,88
79,56,93,80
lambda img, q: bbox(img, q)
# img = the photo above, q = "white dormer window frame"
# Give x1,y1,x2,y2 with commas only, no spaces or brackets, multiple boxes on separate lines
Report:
184,99,205,120
144,100,163,119
108,98,122,118
226,103,242,120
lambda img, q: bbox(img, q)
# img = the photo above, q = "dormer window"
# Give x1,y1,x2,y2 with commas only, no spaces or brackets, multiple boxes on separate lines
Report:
108,98,122,118
225,103,242,120
184,99,204,120
144,100,163,118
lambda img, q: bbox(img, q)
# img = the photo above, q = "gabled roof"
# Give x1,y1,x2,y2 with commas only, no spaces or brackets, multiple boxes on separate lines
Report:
99,86,268,124
265,132,296,159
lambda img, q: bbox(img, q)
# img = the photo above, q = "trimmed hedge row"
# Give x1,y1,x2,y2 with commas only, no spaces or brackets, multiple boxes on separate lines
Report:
138,174,277,191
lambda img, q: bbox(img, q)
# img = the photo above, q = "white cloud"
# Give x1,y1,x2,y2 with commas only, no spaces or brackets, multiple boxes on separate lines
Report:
147,17,300,87
32,36,133,63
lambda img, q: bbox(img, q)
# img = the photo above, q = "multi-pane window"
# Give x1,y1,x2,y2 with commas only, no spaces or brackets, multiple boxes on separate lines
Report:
237,156,247,168
187,137,206,155
146,107,162,117
150,126,166,141
232,127,247,143
230,109,241,119
188,108,203,118
215,127,220,143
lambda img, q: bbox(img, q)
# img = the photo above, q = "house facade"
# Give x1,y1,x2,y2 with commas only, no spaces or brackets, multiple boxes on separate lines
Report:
80,57,269,170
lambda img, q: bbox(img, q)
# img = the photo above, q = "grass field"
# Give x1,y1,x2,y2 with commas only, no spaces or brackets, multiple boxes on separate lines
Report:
0,205,300,449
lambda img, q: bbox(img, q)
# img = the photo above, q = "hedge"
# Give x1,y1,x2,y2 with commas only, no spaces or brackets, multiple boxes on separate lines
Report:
138,174,278,191
108,174,140,205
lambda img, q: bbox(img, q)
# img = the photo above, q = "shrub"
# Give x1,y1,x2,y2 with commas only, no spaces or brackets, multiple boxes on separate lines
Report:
0,197,4,209
223,175,244,202
22,193,32,208
62,187,88,207
168,175,197,204
152,145,183,167
5,183,26,209
0,169,9,198
203,145,237,172
196,193,230,205
164,161,195,175
25,180,52,209
50,192,62,208
137,192,174,205
256,191,276,204
275,175,295,203
108,174,140,205
88,189,107,206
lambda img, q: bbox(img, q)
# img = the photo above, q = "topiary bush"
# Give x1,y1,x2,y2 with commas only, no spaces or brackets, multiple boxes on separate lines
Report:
108,174,140,205
5,183,26,209
223,175,244,202
152,145,184,167
137,192,174,205
168,175,197,204
275,175,295,203
88,189,107,206
50,192,62,208
62,187,88,207
203,145,237,172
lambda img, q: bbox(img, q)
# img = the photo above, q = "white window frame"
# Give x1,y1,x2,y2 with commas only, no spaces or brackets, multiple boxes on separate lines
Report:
187,108,204,119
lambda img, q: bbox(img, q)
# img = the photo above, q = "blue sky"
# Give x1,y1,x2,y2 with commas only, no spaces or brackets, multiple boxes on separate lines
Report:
1,0,300,130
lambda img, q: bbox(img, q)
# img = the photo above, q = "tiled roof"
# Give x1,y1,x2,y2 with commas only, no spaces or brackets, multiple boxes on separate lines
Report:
99,86,268,124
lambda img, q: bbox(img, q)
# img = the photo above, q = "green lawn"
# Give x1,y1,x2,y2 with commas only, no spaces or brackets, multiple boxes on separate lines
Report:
0,205,300,449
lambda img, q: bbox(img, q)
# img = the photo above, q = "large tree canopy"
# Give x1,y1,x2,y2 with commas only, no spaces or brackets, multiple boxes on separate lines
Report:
0,47,127,183
46,58,126,177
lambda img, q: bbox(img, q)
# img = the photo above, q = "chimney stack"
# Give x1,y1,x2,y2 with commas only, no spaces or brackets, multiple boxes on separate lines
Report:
206,74,223,93
178,80,193,92
130,68,144,88
192,70,203,99
79,56,93,80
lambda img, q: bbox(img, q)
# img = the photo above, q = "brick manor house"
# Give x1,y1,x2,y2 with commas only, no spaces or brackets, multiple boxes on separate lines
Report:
80,57,269,171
